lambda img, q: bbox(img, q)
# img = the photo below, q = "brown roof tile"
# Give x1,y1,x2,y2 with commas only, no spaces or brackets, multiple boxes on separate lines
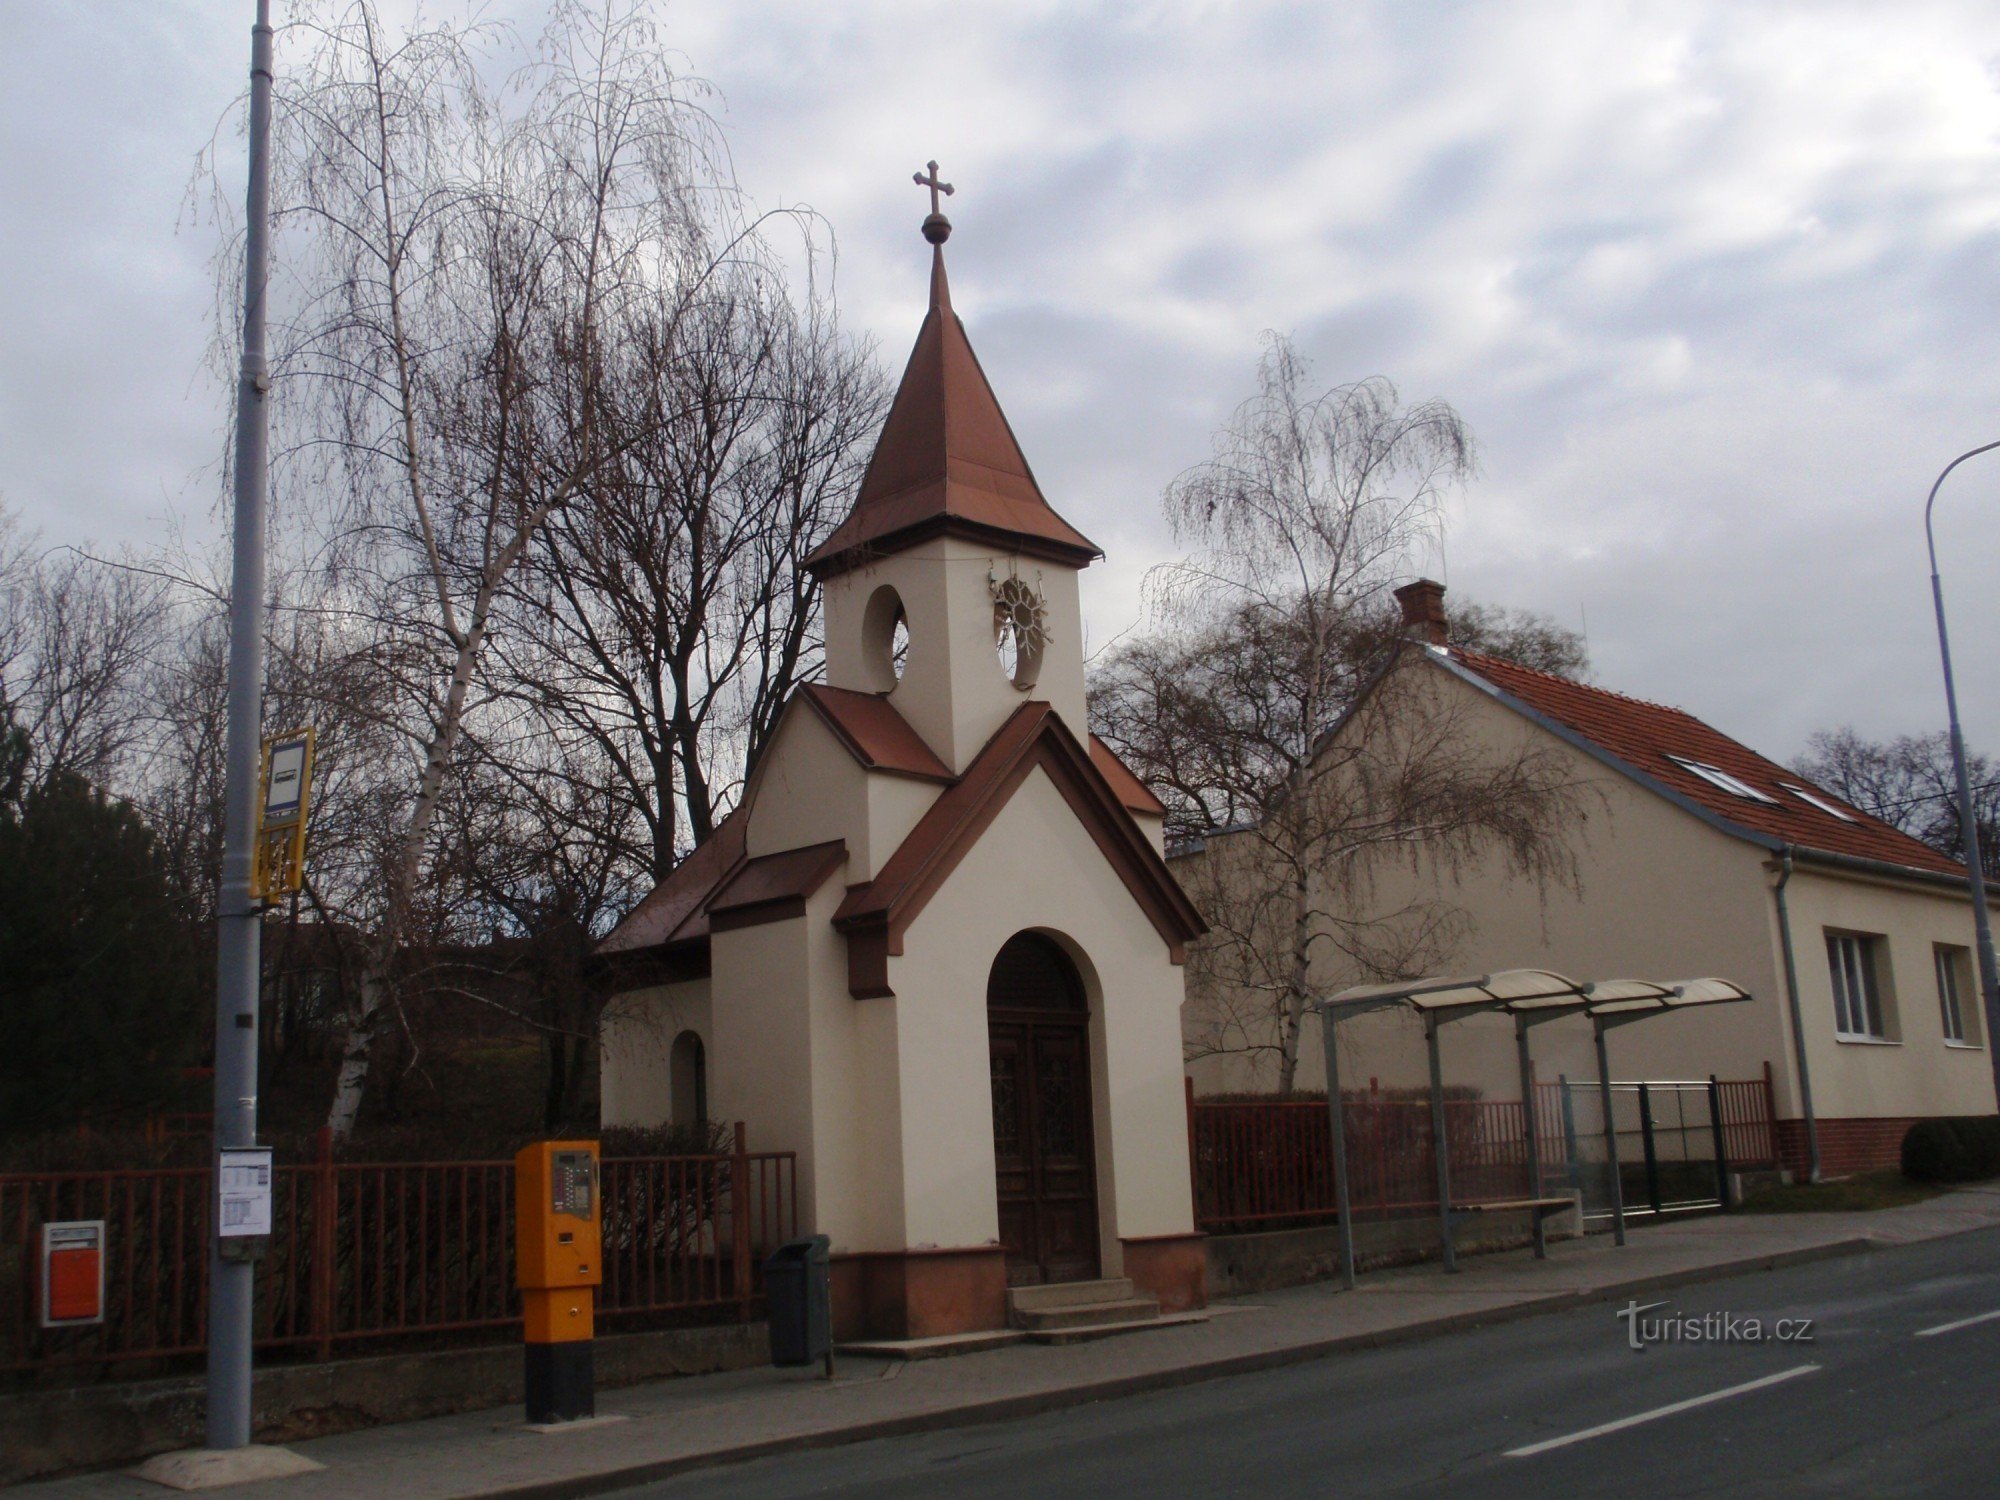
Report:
1090,735,1167,817
1444,648,1965,878
597,812,748,955
833,703,1206,997
803,247,1099,577
801,685,952,781
707,841,848,932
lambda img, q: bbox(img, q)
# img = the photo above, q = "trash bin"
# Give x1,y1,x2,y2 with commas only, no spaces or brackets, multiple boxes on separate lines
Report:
764,1234,832,1370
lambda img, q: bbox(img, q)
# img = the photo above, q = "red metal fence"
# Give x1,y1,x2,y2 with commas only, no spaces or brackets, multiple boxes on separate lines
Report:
0,1125,794,1376
1190,1074,1778,1232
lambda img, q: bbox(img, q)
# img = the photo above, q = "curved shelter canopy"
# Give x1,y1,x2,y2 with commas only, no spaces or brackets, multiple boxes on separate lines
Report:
1309,969,1756,1282
1320,970,1752,1021
1322,968,1582,1015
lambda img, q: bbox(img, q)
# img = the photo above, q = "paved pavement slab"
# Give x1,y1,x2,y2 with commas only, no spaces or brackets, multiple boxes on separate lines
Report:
24,1189,2000,1500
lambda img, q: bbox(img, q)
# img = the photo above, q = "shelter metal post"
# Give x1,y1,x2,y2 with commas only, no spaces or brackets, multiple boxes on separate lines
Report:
1319,1008,1356,1290
1708,1075,1731,1210
1594,1020,1627,1247
1638,1082,1662,1215
1426,1013,1456,1273
1514,1016,1546,1259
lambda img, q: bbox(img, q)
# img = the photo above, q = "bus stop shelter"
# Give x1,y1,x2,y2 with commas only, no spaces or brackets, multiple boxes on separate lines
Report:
1312,971,1752,1288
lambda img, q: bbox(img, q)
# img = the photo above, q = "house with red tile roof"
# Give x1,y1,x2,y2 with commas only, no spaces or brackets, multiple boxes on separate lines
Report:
1180,579,1997,1179
596,204,1206,1340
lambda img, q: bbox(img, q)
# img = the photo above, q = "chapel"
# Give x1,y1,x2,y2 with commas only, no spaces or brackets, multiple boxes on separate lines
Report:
596,174,1209,1340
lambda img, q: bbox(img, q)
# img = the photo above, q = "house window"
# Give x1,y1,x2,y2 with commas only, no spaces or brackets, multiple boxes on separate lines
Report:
1826,932,1889,1040
1936,945,1981,1046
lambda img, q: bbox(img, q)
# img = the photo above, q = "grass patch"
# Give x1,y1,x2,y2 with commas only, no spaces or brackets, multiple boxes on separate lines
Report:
1740,1169,1953,1213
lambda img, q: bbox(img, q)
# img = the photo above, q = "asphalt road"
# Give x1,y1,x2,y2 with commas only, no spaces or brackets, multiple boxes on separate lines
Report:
612,1224,2000,1498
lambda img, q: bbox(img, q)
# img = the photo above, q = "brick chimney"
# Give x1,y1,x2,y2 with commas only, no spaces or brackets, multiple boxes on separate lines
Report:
1393,578,1449,647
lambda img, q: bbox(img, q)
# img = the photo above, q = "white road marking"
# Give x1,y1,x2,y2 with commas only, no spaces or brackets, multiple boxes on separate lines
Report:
1915,1309,2000,1338
1503,1365,1821,1459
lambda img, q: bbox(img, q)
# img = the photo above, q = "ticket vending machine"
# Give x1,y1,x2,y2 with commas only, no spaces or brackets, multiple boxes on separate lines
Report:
514,1141,602,1424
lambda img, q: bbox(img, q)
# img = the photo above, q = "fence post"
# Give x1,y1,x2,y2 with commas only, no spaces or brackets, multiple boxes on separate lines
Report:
1184,1076,1202,1228
1558,1075,1581,1192
312,1126,335,1360
1637,1083,1662,1216
732,1122,753,1324
1708,1075,1731,1210
1761,1060,1780,1170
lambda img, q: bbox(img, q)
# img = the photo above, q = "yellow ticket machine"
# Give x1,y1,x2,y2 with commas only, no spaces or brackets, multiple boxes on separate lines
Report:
515,1141,601,1423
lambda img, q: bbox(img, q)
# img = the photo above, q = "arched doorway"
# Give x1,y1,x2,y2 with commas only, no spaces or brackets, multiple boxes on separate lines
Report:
987,932,1099,1285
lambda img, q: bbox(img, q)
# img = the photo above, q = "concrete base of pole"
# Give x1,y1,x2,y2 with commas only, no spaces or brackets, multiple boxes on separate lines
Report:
131,1446,322,1491
520,1413,631,1436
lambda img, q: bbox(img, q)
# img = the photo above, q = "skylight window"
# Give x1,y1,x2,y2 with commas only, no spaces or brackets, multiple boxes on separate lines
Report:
1780,783,1857,822
1664,754,1780,805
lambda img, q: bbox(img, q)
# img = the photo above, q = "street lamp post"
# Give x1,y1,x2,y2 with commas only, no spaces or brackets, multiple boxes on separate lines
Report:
206,0,274,1452
1925,441,2000,1103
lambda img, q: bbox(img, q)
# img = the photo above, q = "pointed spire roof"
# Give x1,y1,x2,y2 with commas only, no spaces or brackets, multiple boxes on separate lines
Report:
804,215,1100,579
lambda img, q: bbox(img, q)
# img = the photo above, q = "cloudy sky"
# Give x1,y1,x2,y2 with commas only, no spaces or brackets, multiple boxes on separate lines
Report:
5,1,2000,763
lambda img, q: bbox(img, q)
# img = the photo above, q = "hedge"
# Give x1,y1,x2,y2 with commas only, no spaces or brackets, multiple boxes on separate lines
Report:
1901,1116,2000,1183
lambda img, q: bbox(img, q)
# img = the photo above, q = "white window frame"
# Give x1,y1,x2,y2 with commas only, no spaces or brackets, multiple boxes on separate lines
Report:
1665,754,1780,805
1935,944,1980,1047
1827,932,1888,1041
1779,783,1857,822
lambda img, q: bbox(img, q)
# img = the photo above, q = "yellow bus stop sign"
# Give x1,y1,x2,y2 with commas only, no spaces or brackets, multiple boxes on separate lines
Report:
253,728,314,902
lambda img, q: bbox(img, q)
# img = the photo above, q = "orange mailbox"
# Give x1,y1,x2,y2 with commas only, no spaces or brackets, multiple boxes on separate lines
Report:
42,1221,106,1328
515,1141,601,1424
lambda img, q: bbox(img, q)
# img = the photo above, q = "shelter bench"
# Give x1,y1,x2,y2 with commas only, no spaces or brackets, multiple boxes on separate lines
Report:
1448,1197,1576,1222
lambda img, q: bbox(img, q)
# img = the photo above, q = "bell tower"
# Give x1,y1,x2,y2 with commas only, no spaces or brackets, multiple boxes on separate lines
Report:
808,165,1100,773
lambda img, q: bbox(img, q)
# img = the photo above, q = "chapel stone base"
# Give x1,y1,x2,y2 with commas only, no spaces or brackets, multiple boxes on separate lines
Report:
829,1246,1009,1342
1119,1232,1208,1313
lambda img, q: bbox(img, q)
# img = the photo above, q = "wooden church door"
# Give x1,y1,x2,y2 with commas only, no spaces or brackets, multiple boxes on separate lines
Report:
987,933,1100,1285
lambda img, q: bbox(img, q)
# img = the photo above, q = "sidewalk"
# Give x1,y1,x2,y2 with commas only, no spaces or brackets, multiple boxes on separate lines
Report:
27,1188,2000,1500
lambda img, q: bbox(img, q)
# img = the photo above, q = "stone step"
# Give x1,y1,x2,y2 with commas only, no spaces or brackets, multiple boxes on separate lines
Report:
1006,1277,1136,1315
1026,1309,1211,1347
1013,1296,1160,1332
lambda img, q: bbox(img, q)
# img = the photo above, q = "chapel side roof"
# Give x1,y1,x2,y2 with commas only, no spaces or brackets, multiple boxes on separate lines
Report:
802,242,1100,578
833,702,1207,997
705,840,849,931
801,684,953,781
1439,646,1966,879
1089,734,1167,817
595,686,947,962
597,811,749,956
596,820,847,961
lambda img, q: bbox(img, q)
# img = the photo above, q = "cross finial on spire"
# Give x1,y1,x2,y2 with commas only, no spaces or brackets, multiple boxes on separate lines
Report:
913,160,954,244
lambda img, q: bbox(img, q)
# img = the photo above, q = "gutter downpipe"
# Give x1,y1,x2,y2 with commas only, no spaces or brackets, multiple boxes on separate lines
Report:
1772,847,1822,1184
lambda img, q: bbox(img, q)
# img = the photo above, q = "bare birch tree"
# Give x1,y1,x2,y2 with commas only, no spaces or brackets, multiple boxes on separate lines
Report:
1093,336,1585,1094
227,0,805,1137
488,270,886,880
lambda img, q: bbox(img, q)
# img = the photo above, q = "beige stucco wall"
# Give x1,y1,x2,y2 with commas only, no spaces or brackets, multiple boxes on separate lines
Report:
692,876,904,1248
744,668,948,887
1182,663,1788,1102
743,708,872,864
1182,656,2000,1128
1778,866,1997,1119
887,761,1196,1264
820,537,1088,774
599,979,711,1129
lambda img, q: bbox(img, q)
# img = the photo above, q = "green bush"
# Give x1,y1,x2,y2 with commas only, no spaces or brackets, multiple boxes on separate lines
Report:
1901,1116,2000,1182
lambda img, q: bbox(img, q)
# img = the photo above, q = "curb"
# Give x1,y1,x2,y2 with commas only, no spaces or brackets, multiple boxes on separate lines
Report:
473,1236,1877,1500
